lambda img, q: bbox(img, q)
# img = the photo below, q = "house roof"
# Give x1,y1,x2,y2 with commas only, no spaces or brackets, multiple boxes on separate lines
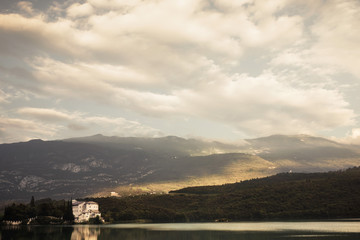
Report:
72,201,98,206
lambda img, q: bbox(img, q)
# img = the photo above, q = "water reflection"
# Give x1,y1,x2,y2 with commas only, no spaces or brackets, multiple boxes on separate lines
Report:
1,222,360,240
1,225,73,240
69,226,291,240
71,226,100,240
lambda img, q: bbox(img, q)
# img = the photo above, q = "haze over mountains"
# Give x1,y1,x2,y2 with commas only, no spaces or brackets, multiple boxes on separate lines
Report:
1,134,360,204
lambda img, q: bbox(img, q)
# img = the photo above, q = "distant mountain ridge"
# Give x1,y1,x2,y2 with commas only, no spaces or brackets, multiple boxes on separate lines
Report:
246,134,360,172
64,134,245,156
0,134,359,203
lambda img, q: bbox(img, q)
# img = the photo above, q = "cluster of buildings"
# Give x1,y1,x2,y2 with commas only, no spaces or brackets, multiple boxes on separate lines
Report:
72,200,102,223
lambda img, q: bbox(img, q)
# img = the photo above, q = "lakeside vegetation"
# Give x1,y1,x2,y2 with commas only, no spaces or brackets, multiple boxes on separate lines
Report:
1,198,74,225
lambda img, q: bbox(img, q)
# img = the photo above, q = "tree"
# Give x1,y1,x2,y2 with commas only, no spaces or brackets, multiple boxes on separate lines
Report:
63,200,74,222
28,196,37,218
30,196,35,208
89,215,102,224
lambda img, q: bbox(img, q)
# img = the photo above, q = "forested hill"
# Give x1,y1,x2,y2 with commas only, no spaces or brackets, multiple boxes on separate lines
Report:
170,166,360,195
89,167,360,222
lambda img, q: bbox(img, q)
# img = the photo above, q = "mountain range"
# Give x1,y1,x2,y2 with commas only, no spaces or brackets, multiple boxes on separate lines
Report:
1,134,359,204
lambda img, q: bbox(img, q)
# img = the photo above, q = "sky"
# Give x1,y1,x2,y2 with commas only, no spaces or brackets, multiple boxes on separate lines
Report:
0,0,360,144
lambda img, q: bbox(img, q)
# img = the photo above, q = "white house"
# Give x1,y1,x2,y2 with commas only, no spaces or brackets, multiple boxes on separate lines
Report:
72,200,102,223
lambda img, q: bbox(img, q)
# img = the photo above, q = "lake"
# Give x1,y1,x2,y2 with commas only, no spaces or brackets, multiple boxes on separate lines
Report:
1,221,360,240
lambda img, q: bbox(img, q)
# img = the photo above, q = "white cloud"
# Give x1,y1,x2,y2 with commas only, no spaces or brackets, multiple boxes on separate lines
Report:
87,0,141,10
176,72,355,136
17,107,75,122
336,128,360,145
271,0,360,79
67,3,94,18
17,1,34,15
309,0,360,78
0,0,359,141
81,116,163,137
24,53,356,137
0,117,59,143
29,57,180,116
5,107,164,143
0,89,9,103
0,13,80,58
0,0,304,62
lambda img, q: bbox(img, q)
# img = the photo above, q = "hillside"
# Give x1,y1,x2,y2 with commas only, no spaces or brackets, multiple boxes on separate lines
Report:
246,134,360,172
1,134,360,203
89,167,360,222
0,136,267,203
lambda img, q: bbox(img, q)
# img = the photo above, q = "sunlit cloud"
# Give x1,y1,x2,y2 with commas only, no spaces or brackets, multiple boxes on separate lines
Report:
0,107,163,143
0,0,359,142
0,117,60,143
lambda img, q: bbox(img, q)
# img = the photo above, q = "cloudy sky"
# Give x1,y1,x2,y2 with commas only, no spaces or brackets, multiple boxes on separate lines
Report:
0,0,360,144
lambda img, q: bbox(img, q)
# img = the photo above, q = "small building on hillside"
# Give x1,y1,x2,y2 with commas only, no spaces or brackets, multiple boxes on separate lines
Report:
72,200,102,223
110,191,120,197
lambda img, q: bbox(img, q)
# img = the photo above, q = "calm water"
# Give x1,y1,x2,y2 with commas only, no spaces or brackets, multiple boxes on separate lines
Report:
1,221,360,240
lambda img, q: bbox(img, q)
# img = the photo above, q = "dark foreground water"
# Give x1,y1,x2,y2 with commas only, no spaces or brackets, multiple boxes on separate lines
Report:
1,221,360,240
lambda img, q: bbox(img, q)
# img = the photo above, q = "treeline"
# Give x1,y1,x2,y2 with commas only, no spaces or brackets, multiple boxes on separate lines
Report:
86,167,360,222
2,197,74,224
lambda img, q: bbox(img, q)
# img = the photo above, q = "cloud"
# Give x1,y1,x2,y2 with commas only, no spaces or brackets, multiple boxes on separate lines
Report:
17,1,34,15
87,0,141,10
271,0,360,79
336,128,360,145
0,117,44,131
21,54,356,138
67,3,94,18
1,107,163,143
0,117,59,143
0,0,304,63
176,71,355,136
309,0,360,78
17,107,75,122
0,13,79,59
81,116,163,137
0,0,358,141
29,57,180,116
0,89,9,103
